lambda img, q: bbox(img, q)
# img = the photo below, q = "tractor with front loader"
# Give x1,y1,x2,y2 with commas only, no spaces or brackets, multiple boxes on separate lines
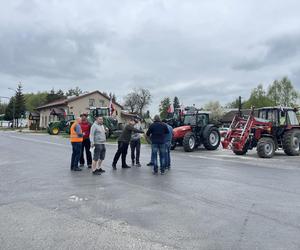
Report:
171,108,221,152
221,107,300,158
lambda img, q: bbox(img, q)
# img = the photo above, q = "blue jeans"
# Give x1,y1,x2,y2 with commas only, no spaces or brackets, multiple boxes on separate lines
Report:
165,142,171,169
71,142,82,169
152,144,166,173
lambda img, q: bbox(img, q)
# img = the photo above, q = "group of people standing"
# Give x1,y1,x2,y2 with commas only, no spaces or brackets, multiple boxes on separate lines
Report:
70,114,107,175
70,114,173,176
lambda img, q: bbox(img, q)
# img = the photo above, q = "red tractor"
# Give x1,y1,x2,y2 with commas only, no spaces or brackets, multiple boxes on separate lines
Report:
222,107,300,158
171,109,221,152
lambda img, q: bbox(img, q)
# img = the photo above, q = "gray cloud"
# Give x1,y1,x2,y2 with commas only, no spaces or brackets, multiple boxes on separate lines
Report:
233,33,300,71
0,0,300,113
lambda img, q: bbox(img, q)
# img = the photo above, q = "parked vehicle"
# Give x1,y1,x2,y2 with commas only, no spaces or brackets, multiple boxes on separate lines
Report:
88,107,122,138
47,114,75,135
171,108,221,152
222,107,300,158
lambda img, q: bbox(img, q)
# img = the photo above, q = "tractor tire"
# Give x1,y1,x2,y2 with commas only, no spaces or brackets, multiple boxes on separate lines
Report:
257,137,275,158
183,132,196,152
283,129,300,156
50,126,60,135
170,139,176,150
203,127,221,150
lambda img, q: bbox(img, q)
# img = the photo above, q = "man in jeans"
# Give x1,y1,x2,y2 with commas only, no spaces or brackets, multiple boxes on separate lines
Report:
130,119,142,167
146,115,169,175
162,120,174,170
79,114,92,168
70,117,83,171
112,119,144,170
90,116,107,175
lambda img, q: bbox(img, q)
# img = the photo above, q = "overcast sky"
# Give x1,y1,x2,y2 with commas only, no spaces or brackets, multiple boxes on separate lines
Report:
0,0,300,113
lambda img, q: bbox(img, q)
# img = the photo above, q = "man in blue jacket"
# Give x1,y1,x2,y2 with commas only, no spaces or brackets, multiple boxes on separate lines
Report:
162,119,174,170
146,115,169,175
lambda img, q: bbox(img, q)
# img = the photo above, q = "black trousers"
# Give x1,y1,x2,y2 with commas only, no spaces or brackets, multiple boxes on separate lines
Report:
130,139,141,164
113,141,129,167
80,138,92,166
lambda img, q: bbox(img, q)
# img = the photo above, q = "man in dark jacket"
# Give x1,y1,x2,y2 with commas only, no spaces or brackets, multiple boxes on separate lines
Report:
146,115,169,175
112,119,144,169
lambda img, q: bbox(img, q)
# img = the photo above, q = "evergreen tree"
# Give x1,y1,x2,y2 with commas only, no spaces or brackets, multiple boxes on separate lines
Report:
66,87,83,97
14,84,26,126
173,96,180,110
4,97,15,121
109,92,117,102
46,88,65,103
159,97,171,120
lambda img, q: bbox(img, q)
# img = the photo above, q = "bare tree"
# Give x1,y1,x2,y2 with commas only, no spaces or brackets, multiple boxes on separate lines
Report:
124,88,152,116
124,92,139,113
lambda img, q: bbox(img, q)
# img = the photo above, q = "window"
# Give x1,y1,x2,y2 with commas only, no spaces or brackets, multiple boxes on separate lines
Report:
89,99,95,107
99,99,105,106
287,111,299,125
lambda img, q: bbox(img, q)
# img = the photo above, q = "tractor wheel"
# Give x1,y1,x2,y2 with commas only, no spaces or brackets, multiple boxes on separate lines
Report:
203,127,221,150
257,137,275,158
183,132,196,152
283,129,300,156
170,139,176,150
50,126,60,135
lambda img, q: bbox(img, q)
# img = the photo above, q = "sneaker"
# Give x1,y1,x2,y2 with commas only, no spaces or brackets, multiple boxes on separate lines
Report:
87,165,92,169
98,168,106,173
92,170,101,175
136,163,141,167
122,165,131,168
161,171,165,175
73,167,82,171
112,164,117,170
147,162,154,166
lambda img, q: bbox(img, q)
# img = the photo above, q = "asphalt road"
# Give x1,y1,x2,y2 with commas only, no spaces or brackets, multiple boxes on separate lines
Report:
1,131,300,250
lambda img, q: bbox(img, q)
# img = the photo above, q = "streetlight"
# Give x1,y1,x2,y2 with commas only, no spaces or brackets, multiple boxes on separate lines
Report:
8,87,16,128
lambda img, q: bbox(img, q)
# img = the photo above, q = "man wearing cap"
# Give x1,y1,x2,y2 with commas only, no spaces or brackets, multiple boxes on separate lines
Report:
79,113,92,168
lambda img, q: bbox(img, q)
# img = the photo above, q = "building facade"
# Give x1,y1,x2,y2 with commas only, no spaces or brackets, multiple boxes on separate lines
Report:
36,91,123,129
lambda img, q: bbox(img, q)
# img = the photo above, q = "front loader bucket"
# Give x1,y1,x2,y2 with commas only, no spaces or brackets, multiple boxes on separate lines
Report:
221,140,230,149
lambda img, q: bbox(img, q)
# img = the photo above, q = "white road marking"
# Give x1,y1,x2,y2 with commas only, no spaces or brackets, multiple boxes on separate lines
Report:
6,134,69,147
0,160,26,166
187,154,298,170
4,133,119,147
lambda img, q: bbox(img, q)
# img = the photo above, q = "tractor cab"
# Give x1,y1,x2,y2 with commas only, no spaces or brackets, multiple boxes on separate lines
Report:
183,112,209,127
89,107,110,118
257,107,299,127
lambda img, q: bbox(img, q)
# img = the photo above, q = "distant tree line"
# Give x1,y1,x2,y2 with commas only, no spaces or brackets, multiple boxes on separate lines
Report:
158,76,299,123
227,77,298,109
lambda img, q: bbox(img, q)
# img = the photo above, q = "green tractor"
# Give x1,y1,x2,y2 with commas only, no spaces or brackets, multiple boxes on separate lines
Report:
47,114,75,135
87,107,122,138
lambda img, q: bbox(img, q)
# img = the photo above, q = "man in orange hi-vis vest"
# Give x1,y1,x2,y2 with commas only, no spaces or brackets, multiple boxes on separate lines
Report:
70,117,84,171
